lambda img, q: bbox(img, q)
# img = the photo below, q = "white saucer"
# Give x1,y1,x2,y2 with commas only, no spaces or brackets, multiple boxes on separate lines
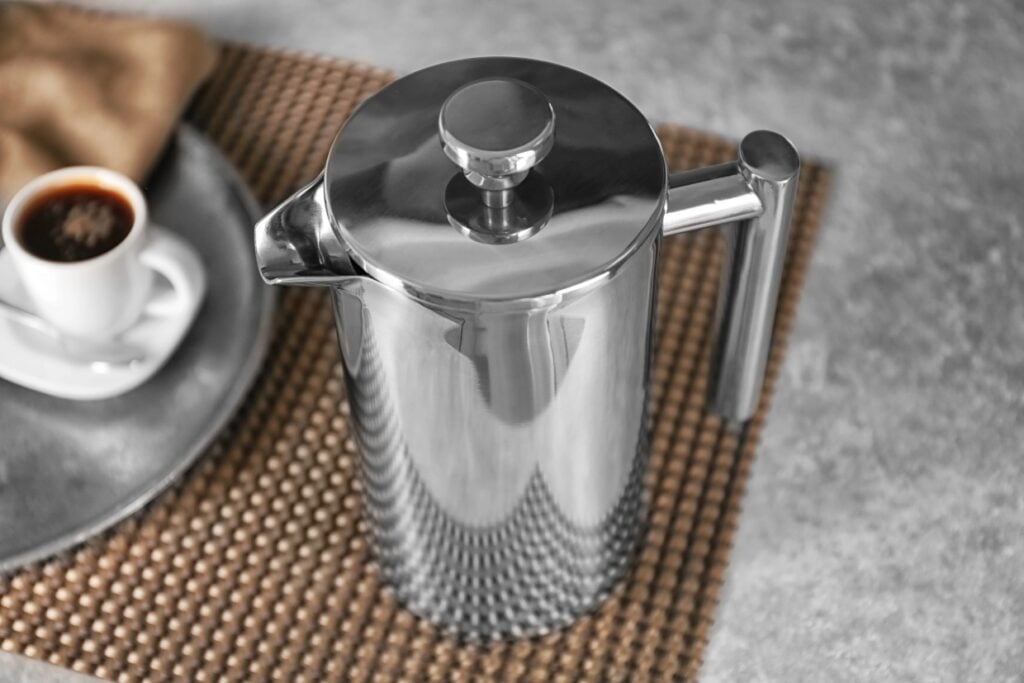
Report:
0,227,206,401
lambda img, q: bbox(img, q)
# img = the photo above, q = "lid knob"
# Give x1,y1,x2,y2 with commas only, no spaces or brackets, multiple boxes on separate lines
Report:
439,78,555,207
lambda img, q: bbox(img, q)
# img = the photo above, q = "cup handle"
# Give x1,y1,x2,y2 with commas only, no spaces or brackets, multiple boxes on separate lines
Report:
140,228,206,318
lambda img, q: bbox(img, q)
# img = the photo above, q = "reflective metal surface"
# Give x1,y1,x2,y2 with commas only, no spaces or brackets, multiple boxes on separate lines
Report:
444,171,555,245
707,131,800,421
255,173,357,285
254,58,800,639
664,131,801,421
330,235,657,640
0,126,273,571
663,161,763,235
323,57,665,303
439,78,555,210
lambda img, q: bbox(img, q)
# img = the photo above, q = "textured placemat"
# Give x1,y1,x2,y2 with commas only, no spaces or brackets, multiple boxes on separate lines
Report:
0,44,830,682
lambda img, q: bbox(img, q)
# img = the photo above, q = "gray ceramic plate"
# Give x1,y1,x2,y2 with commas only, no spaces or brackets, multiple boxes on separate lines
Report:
0,125,274,571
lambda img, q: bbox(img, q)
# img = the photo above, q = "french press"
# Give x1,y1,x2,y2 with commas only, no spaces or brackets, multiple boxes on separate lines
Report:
255,57,799,640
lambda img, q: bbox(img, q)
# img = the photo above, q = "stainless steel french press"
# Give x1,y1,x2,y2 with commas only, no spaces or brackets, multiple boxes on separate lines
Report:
254,57,799,640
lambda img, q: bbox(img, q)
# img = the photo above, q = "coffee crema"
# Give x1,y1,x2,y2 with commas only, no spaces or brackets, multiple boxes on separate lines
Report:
17,184,133,263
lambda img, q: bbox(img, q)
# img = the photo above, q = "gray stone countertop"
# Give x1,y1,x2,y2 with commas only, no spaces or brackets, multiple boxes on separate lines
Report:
4,0,1022,680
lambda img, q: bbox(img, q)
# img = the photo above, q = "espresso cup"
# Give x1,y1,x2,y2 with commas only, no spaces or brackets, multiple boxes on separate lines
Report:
1,167,204,341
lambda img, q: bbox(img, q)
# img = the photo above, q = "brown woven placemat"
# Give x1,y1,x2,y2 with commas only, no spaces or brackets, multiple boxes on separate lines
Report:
0,44,830,682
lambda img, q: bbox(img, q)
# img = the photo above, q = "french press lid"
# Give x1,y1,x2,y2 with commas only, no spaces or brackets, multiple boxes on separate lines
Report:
324,57,665,304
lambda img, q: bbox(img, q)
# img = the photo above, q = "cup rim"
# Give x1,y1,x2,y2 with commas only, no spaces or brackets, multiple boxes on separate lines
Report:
0,166,148,270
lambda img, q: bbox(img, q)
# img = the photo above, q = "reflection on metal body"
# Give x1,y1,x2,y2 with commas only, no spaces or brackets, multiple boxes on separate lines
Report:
664,131,801,422
253,57,801,640
329,235,657,639
663,161,763,234
255,174,357,285
439,78,556,209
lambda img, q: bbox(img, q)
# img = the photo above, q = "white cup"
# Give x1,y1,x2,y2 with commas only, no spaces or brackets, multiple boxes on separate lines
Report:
1,166,204,341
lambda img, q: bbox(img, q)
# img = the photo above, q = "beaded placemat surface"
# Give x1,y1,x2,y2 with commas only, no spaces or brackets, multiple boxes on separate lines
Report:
0,44,831,682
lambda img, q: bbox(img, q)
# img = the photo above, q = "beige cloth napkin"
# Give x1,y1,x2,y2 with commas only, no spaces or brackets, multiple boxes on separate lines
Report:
0,3,218,202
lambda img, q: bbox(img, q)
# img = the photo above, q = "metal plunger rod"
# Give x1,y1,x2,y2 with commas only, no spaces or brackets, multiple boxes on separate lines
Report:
663,130,801,423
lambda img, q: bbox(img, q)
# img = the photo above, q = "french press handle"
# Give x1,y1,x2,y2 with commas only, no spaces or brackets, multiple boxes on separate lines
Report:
665,130,801,423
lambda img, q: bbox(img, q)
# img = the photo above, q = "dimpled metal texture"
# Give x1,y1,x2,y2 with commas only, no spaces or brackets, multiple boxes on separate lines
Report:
0,39,830,682
346,301,649,639
331,260,654,640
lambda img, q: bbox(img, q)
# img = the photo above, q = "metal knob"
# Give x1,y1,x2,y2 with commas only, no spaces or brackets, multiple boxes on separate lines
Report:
439,78,555,207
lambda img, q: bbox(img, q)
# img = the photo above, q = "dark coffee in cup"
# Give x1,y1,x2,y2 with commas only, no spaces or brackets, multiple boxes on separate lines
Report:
17,184,133,263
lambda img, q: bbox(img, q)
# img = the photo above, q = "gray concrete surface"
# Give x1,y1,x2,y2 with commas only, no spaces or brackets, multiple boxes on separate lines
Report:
0,654,100,683
4,0,1023,680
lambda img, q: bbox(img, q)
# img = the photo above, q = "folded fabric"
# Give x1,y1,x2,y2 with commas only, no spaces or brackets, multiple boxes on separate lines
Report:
0,3,218,203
